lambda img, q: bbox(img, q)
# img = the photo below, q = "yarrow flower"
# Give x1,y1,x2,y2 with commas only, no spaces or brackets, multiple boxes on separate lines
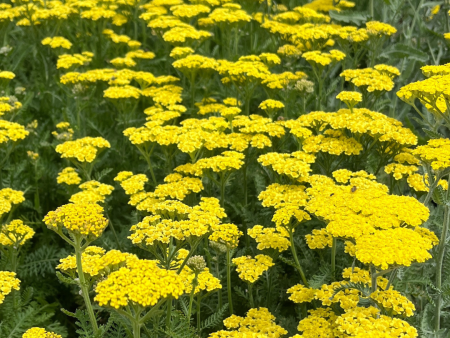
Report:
232,255,274,283
23,328,62,338
0,219,34,246
41,36,72,49
0,271,20,304
94,258,185,309
56,137,110,163
43,202,109,238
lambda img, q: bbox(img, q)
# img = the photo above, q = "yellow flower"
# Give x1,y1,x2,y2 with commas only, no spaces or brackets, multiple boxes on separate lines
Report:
57,167,81,185
41,36,72,49
0,271,20,304
94,258,185,309
43,202,109,238
336,91,362,108
0,219,34,246
56,137,110,163
23,327,62,338
366,21,397,36
232,255,274,283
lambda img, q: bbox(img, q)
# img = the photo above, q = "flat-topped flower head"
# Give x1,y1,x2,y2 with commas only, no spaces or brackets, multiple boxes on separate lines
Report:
336,91,362,109
0,188,24,223
57,167,81,185
58,246,136,279
366,21,397,36
413,138,450,171
248,225,290,252
0,219,34,246
23,327,62,338
94,258,185,309
170,46,194,59
221,308,287,338
0,271,20,304
302,50,345,67
43,202,108,238
209,223,243,249
56,137,110,163
232,255,274,283
41,36,72,49
0,120,29,144
70,180,114,204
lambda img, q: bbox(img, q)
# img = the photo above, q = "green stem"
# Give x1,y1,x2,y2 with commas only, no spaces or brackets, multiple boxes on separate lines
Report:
74,239,99,335
435,206,450,335
370,265,378,294
226,249,234,315
331,238,337,281
215,255,223,310
197,294,201,331
220,173,226,209
187,275,198,319
248,283,254,308
133,317,141,338
289,229,309,287
369,0,374,18
165,297,172,330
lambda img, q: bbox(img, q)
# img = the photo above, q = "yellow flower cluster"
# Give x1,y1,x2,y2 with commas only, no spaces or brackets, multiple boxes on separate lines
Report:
176,250,222,294
181,151,245,176
57,52,93,69
209,223,243,249
258,151,315,182
258,183,310,231
221,308,287,338
173,54,218,72
0,120,29,144
335,306,417,337
248,225,290,252
302,130,363,156
56,137,110,163
259,99,284,112
336,90,362,108
412,138,450,171
22,328,62,338
349,227,438,269
0,96,22,117
57,167,81,185
370,289,415,316
341,65,399,92
366,21,397,36
58,246,135,279
302,49,345,67
290,108,417,147
41,36,72,49
70,180,114,204
115,172,148,194
307,171,429,237
0,219,34,246
385,163,418,180
129,197,226,246
0,188,25,219
0,271,20,304
95,257,184,309
232,255,274,283
43,202,108,238
52,122,74,141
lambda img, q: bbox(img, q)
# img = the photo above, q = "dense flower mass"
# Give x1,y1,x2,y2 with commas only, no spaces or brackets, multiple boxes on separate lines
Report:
22,328,62,338
43,202,108,238
0,271,20,304
94,258,185,309
0,0,448,336
55,137,110,163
